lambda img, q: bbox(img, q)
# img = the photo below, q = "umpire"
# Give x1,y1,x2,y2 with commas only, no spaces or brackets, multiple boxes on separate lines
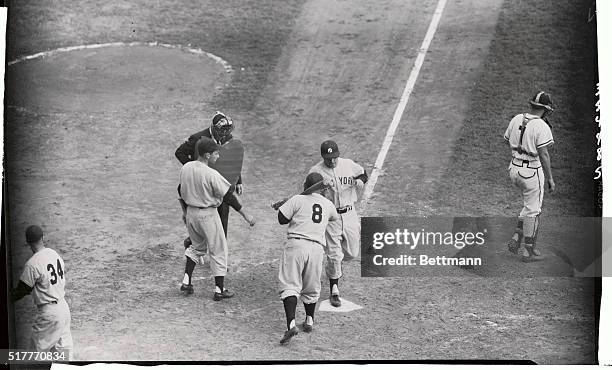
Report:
176,111,243,248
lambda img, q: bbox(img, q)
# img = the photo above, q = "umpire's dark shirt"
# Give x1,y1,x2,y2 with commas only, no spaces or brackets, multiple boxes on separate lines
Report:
175,127,242,185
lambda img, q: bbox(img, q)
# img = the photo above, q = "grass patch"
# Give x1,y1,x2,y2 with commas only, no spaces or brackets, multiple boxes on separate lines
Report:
435,0,597,216
7,0,306,116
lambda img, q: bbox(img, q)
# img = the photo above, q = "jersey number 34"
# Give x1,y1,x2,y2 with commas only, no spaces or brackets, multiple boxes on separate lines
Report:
47,259,64,285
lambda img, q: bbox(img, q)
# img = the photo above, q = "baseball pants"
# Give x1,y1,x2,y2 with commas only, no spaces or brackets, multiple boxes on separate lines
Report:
278,238,325,304
185,206,228,276
30,299,73,359
325,208,360,279
508,163,545,218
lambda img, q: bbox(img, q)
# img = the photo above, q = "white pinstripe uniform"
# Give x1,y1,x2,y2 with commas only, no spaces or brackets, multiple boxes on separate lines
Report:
179,160,231,276
310,157,364,278
504,112,554,218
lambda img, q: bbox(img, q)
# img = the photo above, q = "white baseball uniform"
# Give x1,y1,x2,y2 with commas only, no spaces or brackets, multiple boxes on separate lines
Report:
20,247,73,357
278,193,338,303
504,113,554,218
180,160,231,276
310,158,365,279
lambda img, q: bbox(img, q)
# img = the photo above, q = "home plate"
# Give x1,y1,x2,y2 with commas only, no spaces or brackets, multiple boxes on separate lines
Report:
318,298,363,312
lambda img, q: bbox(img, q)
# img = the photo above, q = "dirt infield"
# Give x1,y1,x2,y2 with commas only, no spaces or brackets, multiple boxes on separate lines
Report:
5,0,598,364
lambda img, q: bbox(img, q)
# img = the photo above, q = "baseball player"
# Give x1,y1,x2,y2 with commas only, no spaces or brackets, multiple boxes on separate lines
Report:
309,140,367,307
504,91,556,262
176,111,243,252
277,172,339,344
178,137,255,299
11,225,73,360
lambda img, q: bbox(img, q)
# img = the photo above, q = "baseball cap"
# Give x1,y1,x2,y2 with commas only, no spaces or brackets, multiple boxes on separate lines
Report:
25,225,43,244
304,172,324,190
321,140,340,159
197,137,220,154
530,91,554,111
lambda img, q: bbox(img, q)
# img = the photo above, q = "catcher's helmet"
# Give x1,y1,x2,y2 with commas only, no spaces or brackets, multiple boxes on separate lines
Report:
304,172,324,191
211,111,234,141
530,92,554,111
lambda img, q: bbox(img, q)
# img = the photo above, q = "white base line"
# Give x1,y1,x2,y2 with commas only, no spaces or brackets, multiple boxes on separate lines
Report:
360,0,448,207
7,41,233,74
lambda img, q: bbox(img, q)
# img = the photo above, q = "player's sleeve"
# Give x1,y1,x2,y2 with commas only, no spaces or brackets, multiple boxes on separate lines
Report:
278,196,297,221
19,263,39,290
327,200,339,222
278,210,291,225
350,160,368,183
211,172,232,200
536,122,554,148
503,121,513,141
178,165,187,198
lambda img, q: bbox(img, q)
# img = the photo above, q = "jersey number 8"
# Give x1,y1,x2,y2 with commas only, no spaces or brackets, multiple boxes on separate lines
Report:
47,259,64,285
311,204,323,223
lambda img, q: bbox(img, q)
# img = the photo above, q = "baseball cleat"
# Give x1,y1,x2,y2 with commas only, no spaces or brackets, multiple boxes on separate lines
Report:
302,318,313,333
330,294,341,307
521,247,543,263
280,326,299,344
180,284,194,295
507,238,520,254
213,289,235,301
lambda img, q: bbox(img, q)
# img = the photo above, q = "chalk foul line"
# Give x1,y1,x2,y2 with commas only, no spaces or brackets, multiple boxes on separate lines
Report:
360,0,448,208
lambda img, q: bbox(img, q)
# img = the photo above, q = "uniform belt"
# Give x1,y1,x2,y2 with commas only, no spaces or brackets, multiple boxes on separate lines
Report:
511,158,541,169
288,236,324,247
188,205,214,209
337,205,353,214
37,301,58,308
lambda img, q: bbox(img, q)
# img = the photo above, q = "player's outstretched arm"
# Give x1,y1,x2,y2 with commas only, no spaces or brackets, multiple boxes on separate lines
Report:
238,208,256,226
222,186,255,226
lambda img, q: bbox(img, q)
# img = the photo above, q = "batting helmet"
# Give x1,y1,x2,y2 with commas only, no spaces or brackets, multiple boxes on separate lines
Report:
530,91,554,111
304,172,324,191
320,140,340,159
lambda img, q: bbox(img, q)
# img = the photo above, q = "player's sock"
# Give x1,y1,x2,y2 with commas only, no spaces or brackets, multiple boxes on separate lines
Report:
283,296,298,330
304,315,314,327
304,302,316,321
512,220,524,241
184,258,196,285
331,283,340,296
329,279,339,294
214,276,224,292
